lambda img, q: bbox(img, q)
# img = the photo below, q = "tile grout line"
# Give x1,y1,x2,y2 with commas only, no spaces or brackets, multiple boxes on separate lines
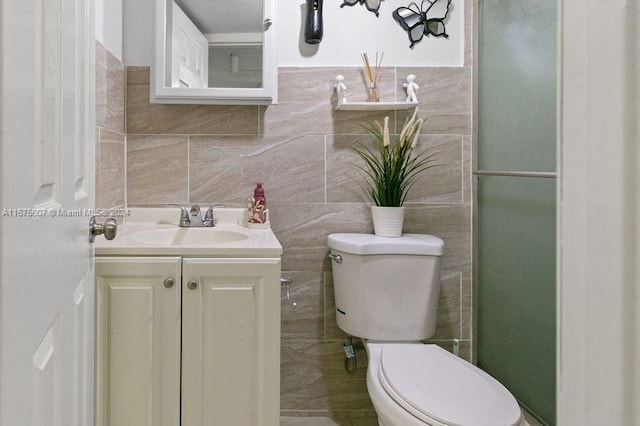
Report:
123,132,128,209
459,272,463,340
95,126,126,137
324,135,327,204
257,106,261,134
323,271,327,341
123,62,128,208
461,135,466,204
392,66,397,133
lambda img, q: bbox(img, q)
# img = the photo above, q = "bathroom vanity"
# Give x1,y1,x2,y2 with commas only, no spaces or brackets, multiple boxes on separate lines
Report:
95,208,282,426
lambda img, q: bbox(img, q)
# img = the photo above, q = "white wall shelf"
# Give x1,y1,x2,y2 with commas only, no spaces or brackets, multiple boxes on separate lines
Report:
335,100,419,111
334,74,419,111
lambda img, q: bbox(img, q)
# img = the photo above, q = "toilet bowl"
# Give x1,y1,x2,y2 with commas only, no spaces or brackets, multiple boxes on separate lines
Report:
365,342,524,426
327,233,525,426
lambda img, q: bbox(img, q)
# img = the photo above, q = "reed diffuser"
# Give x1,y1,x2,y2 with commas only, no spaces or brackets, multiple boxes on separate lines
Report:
362,51,384,102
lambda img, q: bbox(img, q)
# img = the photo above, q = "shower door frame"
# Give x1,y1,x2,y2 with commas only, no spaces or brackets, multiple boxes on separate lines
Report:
471,0,558,423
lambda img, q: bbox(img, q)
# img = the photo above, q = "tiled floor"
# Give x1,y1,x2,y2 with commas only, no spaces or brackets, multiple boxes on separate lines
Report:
281,405,546,426
280,418,372,426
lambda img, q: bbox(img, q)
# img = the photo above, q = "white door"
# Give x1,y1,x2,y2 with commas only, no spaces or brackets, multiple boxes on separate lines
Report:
0,1,96,425
171,0,209,88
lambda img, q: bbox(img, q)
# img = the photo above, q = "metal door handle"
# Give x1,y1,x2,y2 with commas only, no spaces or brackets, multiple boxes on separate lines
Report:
89,216,117,242
187,280,198,290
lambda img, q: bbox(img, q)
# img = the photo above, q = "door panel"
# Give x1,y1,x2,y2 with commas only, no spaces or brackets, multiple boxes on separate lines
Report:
22,269,94,426
95,257,182,426
477,176,556,422
34,0,62,206
182,258,280,426
478,0,557,173
0,0,96,424
477,0,557,424
32,321,61,426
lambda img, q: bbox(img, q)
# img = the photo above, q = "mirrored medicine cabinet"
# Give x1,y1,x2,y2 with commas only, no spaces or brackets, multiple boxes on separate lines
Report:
152,0,278,105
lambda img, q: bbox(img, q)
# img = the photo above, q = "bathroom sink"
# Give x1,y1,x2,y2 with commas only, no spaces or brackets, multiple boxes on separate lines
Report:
127,226,249,246
95,208,281,257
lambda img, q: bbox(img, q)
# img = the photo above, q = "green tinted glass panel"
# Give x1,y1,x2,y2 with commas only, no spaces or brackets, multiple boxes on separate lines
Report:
478,0,557,172
478,176,556,424
478,1,557,423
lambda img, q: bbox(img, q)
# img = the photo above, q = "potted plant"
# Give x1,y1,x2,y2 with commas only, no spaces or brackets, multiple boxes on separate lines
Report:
352,108,437,237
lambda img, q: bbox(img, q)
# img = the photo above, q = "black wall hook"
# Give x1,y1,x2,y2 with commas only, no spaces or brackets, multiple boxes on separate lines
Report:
304,0,324,44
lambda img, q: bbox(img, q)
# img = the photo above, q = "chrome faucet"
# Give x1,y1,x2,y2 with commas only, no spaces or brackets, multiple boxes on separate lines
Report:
178,204,223,227
189,205,205,227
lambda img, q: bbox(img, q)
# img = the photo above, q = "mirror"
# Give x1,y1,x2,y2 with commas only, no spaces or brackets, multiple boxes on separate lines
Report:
152,0,278,105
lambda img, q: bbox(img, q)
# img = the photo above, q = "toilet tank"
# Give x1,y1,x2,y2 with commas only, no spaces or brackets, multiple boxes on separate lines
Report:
327,233,444,341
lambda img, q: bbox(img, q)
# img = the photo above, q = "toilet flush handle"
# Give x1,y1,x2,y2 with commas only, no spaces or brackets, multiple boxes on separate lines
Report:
328,253,342,263
280,278,297,310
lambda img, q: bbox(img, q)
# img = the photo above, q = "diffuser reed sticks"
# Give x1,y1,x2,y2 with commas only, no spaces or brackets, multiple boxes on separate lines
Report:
362,51,384,102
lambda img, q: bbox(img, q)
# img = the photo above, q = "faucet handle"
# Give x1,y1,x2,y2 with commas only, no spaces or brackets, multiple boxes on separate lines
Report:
203,204,224,227
203,207,214,226
178,206,190,227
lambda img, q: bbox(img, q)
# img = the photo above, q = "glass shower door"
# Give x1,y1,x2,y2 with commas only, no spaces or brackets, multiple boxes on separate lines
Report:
477,1,557,424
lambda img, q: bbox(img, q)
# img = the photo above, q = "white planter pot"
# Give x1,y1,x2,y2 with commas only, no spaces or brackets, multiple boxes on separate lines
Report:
371,206,405,238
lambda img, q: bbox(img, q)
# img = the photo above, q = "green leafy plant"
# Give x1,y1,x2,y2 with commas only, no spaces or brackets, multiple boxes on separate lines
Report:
351,109,437,207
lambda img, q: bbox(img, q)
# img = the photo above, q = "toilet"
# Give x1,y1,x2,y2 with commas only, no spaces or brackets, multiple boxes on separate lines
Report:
327,233,525,426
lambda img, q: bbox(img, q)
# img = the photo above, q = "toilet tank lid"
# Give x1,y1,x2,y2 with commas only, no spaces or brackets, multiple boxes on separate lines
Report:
328,233,444,256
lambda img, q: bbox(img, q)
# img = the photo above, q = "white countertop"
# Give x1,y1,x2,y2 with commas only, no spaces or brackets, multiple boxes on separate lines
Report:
95,207,282,257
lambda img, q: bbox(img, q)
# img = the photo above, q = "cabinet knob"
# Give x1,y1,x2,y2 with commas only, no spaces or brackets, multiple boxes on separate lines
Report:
163,278,174,288
187,280,198,290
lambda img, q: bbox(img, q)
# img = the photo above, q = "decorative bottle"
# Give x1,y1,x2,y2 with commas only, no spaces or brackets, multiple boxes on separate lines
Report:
248,182,268,226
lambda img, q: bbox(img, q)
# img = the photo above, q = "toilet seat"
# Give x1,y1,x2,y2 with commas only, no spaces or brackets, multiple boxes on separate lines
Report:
377,344,522,426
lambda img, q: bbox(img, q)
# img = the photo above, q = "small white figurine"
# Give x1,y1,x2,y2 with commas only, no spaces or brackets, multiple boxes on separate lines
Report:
336,74,348,103
405,74,419,102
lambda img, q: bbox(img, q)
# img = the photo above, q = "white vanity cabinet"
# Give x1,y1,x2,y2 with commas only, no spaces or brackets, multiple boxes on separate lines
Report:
95,256,281,426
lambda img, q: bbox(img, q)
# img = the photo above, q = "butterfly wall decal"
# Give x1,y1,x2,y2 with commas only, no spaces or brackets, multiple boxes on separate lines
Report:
393,0,452,48
340,0,382,17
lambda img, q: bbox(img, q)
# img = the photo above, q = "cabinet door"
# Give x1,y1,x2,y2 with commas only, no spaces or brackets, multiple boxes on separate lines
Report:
96,257,182,426
182,258,281,426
